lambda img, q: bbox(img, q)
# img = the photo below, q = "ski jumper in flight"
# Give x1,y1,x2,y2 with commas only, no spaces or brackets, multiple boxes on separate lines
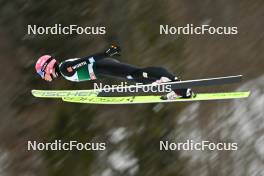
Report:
35,44,195,100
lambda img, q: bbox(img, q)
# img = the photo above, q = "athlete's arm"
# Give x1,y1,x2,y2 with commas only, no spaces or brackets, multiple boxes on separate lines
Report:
58,45,121,82
81,44,121,62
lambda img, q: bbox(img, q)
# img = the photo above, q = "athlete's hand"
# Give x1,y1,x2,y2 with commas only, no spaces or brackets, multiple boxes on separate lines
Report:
106,44,121,56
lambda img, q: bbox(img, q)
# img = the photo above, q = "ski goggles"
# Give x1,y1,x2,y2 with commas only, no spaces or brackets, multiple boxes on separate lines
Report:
37,70,45,79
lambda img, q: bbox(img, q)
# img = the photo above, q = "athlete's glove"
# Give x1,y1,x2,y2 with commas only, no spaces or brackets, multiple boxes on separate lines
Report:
105,44,121,57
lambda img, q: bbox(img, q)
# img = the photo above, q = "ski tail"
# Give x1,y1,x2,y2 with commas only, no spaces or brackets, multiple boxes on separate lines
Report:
31,89,100,98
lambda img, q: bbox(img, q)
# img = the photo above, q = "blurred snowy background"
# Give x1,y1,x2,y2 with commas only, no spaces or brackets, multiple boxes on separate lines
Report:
0,0,263,175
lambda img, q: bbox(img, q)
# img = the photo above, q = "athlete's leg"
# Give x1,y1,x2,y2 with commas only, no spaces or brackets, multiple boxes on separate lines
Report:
95,58,140,80
96,59,174,83
96,59,193,98
131,67,192,98
129,66,177,83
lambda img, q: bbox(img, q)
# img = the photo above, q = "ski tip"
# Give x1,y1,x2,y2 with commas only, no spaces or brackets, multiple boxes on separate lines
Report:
31,90,38,97
245,91,251,97
31,89,46,97
234,75,243,80
223,75,242,78
232,75,243,82
237,91,250,98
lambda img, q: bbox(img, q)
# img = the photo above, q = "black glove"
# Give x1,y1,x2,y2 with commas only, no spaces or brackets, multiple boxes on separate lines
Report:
105,44,121,56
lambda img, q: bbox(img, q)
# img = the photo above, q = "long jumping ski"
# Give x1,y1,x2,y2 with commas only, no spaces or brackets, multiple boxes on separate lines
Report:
32,75,243,98
98,75,243,96
62,92,250,104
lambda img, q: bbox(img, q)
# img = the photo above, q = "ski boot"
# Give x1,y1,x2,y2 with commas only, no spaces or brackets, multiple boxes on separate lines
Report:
105,44,121,57
152,77,195,100
152,76,172,85
151,76,181,85
160,88,196,100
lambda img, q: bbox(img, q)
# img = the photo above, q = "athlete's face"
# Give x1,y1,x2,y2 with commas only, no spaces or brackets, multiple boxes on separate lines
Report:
44,73,53,82
43,68,58,82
